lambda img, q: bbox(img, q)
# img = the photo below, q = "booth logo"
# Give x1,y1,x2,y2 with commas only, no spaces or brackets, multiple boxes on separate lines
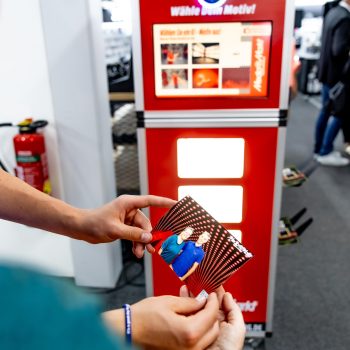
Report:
236,300,259,312
198,0,227,8
170,1,257,17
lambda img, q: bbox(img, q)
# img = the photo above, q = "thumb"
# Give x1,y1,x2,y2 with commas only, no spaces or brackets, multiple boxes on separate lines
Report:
173,296,206,315
117,223,152,243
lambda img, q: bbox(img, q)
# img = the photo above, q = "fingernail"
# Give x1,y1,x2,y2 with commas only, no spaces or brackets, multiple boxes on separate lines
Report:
141,232,152,243
196,290,209,302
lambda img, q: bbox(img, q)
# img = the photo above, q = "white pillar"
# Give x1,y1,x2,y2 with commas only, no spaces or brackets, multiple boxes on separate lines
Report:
39,0,122,287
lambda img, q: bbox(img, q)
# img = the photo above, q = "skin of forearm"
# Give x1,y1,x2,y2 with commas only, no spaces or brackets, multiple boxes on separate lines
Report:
102,309,125,336
0,169,86,239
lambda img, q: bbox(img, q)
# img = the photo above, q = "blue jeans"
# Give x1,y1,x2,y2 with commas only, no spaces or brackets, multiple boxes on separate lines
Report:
315,84,342,155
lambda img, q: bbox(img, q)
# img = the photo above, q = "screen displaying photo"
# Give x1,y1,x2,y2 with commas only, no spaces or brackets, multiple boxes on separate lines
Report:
153,22,272,98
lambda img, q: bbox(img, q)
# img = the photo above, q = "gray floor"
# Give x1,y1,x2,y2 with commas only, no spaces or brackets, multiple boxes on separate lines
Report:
93,94,350,349
266,95,350,350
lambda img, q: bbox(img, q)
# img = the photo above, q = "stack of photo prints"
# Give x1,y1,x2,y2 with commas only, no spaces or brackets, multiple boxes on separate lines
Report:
151,196,253,297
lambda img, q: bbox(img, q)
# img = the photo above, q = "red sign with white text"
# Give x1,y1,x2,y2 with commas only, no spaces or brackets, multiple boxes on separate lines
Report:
138,0,286,110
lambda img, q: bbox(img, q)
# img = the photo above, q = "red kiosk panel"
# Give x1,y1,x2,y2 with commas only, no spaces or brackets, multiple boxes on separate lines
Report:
146,127,278,328
139,0,286,110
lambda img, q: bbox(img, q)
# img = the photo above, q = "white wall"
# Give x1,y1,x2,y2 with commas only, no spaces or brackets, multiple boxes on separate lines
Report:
0,0,121,286
0,0,73,276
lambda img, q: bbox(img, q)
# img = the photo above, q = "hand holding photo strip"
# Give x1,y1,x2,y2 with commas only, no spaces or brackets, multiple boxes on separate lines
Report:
151,196,253,297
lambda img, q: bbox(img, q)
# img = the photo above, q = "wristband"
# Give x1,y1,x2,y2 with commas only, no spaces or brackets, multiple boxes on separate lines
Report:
123,304,132,344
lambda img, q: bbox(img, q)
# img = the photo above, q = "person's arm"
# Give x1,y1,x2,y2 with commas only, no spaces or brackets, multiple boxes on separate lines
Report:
180,262,199,281
103,293,220,350
0,169,175,254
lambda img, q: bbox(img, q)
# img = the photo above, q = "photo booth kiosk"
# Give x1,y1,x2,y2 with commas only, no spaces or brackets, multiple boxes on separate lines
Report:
132,0,295,337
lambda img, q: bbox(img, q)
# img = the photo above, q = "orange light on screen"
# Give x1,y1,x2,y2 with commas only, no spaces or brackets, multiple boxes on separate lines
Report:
193,69,219,88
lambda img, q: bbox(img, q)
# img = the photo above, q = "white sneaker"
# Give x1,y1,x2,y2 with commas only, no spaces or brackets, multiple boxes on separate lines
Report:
314,151,341,160
317,151,350,166
344,144,350,156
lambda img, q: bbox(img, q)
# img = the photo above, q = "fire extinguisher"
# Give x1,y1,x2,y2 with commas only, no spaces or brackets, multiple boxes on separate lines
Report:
0,118,51,194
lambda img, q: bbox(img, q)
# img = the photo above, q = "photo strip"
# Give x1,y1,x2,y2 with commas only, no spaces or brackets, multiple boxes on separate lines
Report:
151,196,253,296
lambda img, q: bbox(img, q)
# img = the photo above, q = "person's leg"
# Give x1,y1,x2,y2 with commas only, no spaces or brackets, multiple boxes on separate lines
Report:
343,124,350,144
317,116,349,166
314,84,331,154
319,116,342,155
341,115,350,152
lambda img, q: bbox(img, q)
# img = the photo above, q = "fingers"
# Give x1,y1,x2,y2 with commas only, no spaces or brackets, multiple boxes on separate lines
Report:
133,242,145,258
132,242,155,259
195,320,220,350
186,293,219,335
122,195,177,210
146,243,155,254
223,293,245,328
118,223,152,243
174,294,220,350
215,286,225,306
131,211,155,257
173,295,207,315
133,210,152,232
179,285,190,297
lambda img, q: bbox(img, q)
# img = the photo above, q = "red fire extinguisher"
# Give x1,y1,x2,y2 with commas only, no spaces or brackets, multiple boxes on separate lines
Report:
12,119,52,194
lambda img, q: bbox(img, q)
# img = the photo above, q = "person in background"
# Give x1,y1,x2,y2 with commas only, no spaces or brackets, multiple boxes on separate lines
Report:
314,0,350,166
0,169,246,349
342,116,350,155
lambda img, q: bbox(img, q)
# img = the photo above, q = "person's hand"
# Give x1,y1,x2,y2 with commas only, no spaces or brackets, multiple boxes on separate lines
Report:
77,195,176,256
180,286,246,350
103,293,220,350
207,292,246,350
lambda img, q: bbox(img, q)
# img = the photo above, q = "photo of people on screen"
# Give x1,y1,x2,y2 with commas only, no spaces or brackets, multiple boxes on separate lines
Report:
161,44,188,65
170,231,211,281
158,227,194,264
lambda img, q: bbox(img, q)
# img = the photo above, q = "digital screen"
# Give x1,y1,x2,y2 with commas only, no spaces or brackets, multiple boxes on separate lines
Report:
153,22,272,98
